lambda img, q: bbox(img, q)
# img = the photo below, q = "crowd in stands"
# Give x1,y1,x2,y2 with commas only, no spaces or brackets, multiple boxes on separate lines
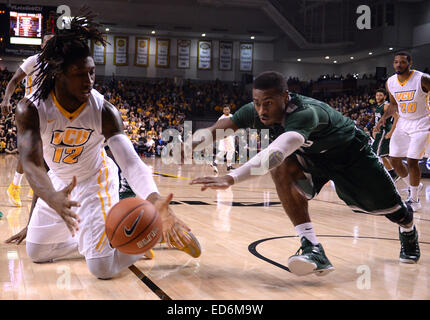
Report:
1,69,250,157
94,77,249,156
326,94,375,133
2,66,429,155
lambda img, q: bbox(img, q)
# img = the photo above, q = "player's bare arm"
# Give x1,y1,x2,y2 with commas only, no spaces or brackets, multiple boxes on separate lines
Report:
384,104,399,139
1,67,27,116
15,98,81,235
421,73,430,93
376,84,397,132
4,194,38,244
101,100,192,248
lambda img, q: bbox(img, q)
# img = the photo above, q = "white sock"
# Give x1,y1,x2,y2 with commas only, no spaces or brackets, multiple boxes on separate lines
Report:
295,222,319,245
400,224,414,233
409,186,419,201
401,174,410,188
13,172,24,186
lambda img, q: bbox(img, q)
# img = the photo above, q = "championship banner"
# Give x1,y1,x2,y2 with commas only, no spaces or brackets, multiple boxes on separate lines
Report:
239,42,254,72
92,34,107,65
114,36,128,66
135,37,150,67
197,40,212,70
219,41,233,71
177,39,191,69
156,39,170,68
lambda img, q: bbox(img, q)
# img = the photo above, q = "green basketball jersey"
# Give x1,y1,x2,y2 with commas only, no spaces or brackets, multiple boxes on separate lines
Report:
231,93,356,154
374,102,393,132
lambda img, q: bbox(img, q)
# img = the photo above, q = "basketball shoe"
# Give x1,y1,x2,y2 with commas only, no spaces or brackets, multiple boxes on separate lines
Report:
287,237,335,276
119,177,136,200
7,183,22,207
399,226,420,263
406,198,422,212
143,249,155,259
162,231,201,258
406,183,423,211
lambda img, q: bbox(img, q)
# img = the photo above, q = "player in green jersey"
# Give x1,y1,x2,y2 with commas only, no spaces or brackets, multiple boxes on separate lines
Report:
190,71,420,276
371,88,399,181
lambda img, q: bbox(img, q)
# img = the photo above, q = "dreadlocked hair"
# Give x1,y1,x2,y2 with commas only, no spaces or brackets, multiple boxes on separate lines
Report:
33,8,106,101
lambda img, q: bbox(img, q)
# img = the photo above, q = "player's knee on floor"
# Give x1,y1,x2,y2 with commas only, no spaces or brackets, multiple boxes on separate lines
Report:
86,256,116,280
26,242,54,263
385,203,413,226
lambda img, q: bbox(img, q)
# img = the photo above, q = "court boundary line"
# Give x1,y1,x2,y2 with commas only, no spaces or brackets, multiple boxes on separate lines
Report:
128,264,172,300
248,235,430,273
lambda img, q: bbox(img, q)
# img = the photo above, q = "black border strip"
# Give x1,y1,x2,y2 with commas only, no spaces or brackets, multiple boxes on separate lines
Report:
248,235,430,273
128,264,172,300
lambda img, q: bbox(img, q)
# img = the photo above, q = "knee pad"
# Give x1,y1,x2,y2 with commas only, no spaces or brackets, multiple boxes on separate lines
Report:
385,203,413,225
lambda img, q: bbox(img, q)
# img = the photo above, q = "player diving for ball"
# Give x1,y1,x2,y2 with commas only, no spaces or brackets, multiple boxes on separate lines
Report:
14,13,200,279
191,71,420,277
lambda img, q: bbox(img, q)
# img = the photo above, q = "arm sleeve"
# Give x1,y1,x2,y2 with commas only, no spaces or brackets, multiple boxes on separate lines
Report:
107,134,159,199
227,131,305,184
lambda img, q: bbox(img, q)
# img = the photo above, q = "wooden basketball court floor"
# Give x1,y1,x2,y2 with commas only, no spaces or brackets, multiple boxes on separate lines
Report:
0,154,429,300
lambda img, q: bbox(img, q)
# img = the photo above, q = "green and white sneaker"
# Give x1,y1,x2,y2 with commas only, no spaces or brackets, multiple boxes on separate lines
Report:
399,226,420,264
119,176,136,200
287,237,335,276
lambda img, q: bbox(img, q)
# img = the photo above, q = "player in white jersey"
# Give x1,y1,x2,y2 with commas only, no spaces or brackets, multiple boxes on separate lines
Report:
15,16,198,279
376,52,430,212
210,105,235,173
1,34,53,206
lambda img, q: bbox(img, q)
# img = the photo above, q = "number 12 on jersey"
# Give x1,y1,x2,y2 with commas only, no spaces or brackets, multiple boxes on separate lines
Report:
53,146,84,164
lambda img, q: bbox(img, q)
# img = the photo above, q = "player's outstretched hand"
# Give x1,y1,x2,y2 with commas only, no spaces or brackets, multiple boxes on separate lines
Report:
153,193,192,249
190,175,234,191
5,226,27,244
49,176,81,237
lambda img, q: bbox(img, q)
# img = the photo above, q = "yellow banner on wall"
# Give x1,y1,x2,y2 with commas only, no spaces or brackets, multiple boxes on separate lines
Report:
135,37,150,67
156,38,170,68
92,34,107,65
114,36,128,66
198,40,212,70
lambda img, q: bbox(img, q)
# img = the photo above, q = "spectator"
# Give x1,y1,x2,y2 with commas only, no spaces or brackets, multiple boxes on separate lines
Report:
5,137,18,154
0,137,6,153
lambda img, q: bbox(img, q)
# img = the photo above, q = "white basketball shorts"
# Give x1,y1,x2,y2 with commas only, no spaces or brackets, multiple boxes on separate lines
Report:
389,116,430,159
27,155,120,259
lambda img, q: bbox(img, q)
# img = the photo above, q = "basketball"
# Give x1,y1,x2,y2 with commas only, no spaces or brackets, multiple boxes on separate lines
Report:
105,197,162,254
